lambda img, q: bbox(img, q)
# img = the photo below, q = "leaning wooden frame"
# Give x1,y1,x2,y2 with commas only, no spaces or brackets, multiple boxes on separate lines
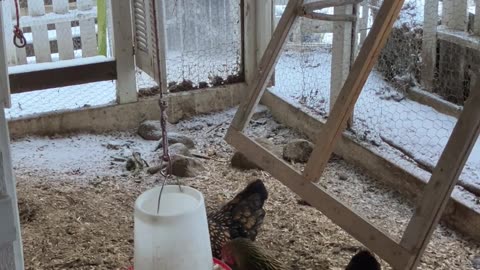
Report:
224,0,480,269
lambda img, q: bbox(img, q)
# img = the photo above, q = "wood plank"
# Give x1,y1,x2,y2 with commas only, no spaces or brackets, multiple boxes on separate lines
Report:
31,24,52,63
358,1,369,46
79,18,98,57
55,21,75,60
442,0,467,31
420,0,439,91
229,0,303,131
301,12,356,21
475,0,480,35
53,0,74,60
27,0,46,16
303,0,405,182
153,0,168,93
19,8,97,28
330,5,353,112
400,84,480,269
225,129,412,270
243,0,257,84
77,0,96,58
2,0,17,66
111,0,137,104
255,0,274,66
76,0,93,11
0,2,11,108
8,59,117,93
52,0,69,14
0,103,24,270
302,0,362,13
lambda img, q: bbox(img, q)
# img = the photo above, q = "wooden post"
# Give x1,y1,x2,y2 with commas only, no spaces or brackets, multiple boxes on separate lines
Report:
400,82,480,270
256,0,274,63
244,0,257,85
111,0,137,104
358,1,369,47
475,0,480,35
1,0,16,66
256,0,275,86
0,20,23,266
0,1,11,108
442,0,468,31
420,0,439,92
153,0,168,94
330,4,354,126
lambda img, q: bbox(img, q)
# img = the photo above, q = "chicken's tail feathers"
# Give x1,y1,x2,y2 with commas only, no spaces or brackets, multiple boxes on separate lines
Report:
345,250,381,270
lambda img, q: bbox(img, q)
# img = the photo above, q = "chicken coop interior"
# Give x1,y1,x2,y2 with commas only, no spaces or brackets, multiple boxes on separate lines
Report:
0,0,480,269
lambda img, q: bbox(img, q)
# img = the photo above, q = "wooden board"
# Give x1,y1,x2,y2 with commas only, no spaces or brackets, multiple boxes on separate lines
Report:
8,59,116,93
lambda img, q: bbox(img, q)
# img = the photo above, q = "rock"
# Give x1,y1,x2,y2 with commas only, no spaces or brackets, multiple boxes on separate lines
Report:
252,105,269,120
156,132,195,149
138,120,162,140
231,138,279,170
338,172,348,181
169,154,206,177
283,139,314,163
169,143,191,157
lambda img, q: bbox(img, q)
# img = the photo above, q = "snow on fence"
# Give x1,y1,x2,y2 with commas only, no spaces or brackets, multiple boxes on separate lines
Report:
270,0,480,202
2,0,101,66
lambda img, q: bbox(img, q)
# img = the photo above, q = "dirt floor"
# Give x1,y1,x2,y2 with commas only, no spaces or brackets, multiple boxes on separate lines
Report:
11,107,480,270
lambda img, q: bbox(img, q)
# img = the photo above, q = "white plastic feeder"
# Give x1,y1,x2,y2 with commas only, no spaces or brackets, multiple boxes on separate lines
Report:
134,185,213,270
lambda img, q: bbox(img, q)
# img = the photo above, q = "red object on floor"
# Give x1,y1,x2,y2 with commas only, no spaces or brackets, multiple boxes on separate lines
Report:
126,258,231,270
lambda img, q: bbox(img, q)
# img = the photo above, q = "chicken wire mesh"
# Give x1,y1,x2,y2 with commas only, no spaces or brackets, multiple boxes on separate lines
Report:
270,0,480,198
162,0,243,92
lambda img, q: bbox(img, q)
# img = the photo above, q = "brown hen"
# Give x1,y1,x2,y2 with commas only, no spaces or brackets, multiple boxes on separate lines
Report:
208,179,268,259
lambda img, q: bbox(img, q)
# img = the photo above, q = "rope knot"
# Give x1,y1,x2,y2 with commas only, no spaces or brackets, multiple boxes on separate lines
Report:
13,26,26,48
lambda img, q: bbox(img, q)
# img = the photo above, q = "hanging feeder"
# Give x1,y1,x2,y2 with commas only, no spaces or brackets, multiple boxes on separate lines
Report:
133,185,218,270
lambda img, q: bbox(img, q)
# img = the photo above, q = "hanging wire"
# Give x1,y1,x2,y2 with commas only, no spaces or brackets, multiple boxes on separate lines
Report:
13,0,26,48
151,0,183,214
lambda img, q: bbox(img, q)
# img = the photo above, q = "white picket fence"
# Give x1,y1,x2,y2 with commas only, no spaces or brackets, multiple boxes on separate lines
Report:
1,0,105,67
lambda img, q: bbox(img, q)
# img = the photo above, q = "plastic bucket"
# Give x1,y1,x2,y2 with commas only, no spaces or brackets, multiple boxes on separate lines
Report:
134,185,213,270
126,259,231,270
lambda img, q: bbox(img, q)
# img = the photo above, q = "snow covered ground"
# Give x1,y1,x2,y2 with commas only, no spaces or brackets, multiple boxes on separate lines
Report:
271,48,480,195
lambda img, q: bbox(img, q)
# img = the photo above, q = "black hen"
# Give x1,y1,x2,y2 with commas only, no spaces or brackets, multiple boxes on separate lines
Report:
345,250,381,270
208,179,269,259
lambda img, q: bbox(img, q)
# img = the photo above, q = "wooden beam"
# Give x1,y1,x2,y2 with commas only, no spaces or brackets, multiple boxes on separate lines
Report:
420,0,439,91
244,0,257,84
302,0,405,182
229,0,303,131
475,0,480,35
302,0,363,13
111,0,137,103
0,1,11,108
225,129,412,270
301,12,356,22
400,84,480,269
9,59,117,94
442,0,468,31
